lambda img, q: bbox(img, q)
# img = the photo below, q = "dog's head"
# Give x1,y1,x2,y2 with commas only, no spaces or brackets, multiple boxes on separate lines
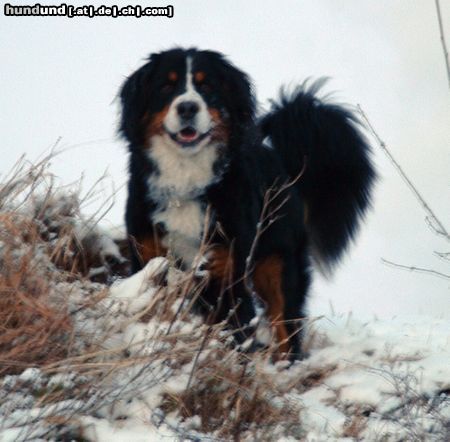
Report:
119,48,255,154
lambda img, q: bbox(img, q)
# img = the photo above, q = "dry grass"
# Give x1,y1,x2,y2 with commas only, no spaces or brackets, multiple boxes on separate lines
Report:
2,154,446,441
0,212,72,376
165,354,301,440
0,154,304,441
0,154,128,378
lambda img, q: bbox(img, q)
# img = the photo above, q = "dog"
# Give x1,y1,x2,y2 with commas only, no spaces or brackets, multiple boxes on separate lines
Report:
118,47,376,359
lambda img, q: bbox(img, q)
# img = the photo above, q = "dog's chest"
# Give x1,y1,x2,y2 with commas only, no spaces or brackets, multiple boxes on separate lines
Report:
146,138,219,266
153,200,205,267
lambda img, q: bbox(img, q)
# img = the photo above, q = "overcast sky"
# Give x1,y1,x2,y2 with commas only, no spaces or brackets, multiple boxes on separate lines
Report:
1,0,449,319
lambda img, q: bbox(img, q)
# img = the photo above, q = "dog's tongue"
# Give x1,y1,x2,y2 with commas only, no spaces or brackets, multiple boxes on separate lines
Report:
179,127,198,142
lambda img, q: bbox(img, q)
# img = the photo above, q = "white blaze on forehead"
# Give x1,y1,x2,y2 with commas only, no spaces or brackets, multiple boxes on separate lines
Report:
184,56,198,100
163,55,211,135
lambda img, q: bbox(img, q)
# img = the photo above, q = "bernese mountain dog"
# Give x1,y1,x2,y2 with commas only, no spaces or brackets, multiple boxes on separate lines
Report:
118,47,376,359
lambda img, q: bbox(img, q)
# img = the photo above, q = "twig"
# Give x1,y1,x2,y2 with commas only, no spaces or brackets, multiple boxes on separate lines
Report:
435,0,450,90
358,105,449,241
381,258,450,280
243,161,307,296
185,325,213,391
434,251,450,261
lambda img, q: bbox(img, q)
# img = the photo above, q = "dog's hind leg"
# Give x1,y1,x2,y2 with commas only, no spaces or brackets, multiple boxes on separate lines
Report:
253,251,311,360
281,250,311,360
253,255,291,357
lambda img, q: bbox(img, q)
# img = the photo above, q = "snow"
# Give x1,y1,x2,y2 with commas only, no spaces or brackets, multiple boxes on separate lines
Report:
0,194,448,440
72,305,449,441
109,257,169,315
298,387,347,436
81,416,177,442
2,279,449,441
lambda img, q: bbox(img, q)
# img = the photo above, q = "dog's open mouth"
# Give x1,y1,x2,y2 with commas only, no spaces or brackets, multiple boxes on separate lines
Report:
166,126,210,147
178,126,199,143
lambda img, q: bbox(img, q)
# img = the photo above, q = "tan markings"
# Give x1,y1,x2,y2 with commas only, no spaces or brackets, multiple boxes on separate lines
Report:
144,106,170,141
208,108,221,123
136,234,167,265
253,255,290,356
194,71,206,83
208,108,229,143
168,71,178,82
206,245,234,281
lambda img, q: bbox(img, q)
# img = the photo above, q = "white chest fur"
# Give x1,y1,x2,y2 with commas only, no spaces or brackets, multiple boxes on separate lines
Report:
153,201,204,267
147,134,219,200
146,135,220,267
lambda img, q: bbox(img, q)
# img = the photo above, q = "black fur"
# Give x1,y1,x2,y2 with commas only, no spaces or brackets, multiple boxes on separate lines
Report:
260,80,377,272
119,48,376,358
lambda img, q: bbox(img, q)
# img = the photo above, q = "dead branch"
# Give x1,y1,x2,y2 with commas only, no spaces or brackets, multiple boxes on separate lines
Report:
381,258,450,280
243,161,307,296
434,251,450,261
435,0,450,90
358,105,449,241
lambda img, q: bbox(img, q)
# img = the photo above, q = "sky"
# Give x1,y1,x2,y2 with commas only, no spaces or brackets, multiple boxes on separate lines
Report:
1,0,449,319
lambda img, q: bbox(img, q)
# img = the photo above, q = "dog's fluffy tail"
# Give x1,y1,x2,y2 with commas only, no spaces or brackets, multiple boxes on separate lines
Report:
259,80,377,273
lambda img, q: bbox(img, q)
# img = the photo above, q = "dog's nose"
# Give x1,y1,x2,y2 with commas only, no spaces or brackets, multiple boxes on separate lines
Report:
177,101,199,120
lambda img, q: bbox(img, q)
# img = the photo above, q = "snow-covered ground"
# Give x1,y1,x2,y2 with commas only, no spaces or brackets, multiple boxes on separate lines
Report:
1,257,449,441
0,165,448,441
78,277,450,441
81,268,450,441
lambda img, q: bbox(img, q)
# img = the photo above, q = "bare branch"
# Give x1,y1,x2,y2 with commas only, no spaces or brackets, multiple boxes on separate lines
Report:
244,160,307,296
434,251,450,261
435,0,450,90
381,258,450,280
358,105,449,241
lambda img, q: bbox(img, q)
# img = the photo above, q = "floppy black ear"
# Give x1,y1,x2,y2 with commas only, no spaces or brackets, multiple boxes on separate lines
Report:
119,54,158,146
206,51,256,126
226,66,255,125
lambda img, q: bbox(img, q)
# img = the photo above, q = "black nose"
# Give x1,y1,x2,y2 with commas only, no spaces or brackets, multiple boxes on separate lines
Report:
177,101,199,120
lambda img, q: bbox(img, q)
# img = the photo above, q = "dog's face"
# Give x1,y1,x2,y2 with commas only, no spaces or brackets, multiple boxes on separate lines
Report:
119,48,255,154
150,52,223,153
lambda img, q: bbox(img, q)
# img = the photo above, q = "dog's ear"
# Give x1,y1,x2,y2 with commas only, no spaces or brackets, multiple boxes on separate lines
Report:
119,54,159,146
225,66,255,125
207,51,255,126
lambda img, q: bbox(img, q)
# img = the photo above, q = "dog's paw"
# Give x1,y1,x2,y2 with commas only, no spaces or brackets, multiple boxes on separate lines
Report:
194,246,233,280
145,256,170,285
193,253,210,278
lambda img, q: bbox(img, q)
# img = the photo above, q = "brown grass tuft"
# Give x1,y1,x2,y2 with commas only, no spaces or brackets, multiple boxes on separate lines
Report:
0,214,72,376
0,154,128,377
176,367,299,440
